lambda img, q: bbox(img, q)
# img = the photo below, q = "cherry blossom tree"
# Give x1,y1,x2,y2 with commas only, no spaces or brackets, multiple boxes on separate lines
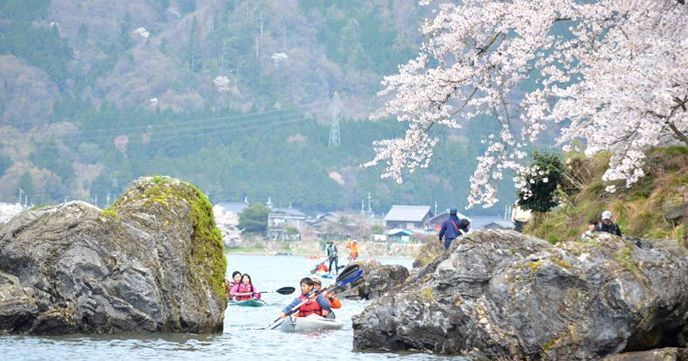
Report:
365,0,688,207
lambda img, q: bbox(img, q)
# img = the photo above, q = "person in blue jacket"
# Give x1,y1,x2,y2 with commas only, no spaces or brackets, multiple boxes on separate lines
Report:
439,208,468,250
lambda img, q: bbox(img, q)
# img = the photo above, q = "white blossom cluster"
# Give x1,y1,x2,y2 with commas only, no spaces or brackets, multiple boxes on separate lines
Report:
213,76,233,93
367,0,688,207
134,27,150,40
0,202,25,224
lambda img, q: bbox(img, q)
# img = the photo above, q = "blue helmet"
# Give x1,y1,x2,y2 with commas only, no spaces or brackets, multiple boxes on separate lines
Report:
449,208,457,215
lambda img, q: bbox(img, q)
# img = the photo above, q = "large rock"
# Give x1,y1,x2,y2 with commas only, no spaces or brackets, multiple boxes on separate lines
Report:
353,230,688,360
338,260,409,300
0,176,227,334
601,348,688,361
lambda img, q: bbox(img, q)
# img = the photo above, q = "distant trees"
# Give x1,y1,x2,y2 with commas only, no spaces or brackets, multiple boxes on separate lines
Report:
239,203,269,234
0,155,12,176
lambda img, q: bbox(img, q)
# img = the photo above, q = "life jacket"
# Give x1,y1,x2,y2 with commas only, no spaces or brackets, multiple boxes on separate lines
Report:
326,293,342,309
297,294,324,317
235,283,254,301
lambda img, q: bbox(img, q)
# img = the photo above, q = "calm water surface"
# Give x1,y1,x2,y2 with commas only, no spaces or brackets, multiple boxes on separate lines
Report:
0,254,463,360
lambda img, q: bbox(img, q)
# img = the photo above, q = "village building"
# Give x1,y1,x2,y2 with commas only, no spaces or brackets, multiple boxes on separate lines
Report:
384,205,433,231
267,207,307,240
469,216,515,230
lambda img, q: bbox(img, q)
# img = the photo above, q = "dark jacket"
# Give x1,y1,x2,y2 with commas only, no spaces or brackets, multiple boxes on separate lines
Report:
595,222,622,236
439,215,463,240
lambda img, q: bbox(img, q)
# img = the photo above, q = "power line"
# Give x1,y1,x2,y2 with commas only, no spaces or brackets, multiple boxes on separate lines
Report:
25,101,329,145
57,100,328,138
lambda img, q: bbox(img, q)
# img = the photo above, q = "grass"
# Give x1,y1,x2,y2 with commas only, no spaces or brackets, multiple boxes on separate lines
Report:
225,246,266,253
527,147,688,245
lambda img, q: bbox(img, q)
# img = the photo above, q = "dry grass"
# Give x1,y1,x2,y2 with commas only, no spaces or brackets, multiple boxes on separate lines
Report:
528,146,688,244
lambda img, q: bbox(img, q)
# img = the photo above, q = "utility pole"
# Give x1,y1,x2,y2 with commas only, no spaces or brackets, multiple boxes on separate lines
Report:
360,200,365,215
255,9,263,60
328,92,341,147
367,192,372,217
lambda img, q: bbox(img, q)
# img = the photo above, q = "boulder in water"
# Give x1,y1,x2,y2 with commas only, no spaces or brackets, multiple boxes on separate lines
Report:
0,176,227,334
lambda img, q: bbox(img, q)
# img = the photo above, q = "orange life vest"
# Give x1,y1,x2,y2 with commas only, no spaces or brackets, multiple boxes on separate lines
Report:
327,293,342,309
298,294,324,317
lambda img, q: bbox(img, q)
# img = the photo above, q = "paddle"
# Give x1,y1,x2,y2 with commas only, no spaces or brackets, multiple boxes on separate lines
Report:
228,286,295,299
265,264,363,330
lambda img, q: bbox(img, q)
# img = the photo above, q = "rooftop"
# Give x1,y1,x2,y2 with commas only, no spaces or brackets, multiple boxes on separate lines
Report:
384,205,432,222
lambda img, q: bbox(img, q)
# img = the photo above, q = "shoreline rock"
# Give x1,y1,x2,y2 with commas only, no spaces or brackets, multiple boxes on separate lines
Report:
352,230,688,360
337,260,409,300
0,176,227,335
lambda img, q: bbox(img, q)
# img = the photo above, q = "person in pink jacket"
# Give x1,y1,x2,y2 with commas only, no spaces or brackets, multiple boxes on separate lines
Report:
230,273,260,301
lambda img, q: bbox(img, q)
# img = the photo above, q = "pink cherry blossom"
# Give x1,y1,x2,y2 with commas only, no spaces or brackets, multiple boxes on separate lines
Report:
367,0,688,207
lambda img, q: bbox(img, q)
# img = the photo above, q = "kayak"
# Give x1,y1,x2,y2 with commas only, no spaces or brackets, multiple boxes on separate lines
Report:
279,314,343,332
228,299,266,307
313,271,335,279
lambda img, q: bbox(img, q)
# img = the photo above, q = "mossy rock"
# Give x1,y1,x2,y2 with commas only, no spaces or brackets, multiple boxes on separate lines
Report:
113,176,227,299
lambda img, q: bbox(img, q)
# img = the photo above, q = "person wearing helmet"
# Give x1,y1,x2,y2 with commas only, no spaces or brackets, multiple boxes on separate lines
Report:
595,210,622,236
312,277,341,315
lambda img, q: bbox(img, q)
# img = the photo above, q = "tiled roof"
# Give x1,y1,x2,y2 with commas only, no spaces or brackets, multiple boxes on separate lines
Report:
215,202,249,214
384,205,432,222
469,216,514,229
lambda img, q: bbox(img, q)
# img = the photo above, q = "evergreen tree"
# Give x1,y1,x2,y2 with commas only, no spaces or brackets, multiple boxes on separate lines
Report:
239,203,269,234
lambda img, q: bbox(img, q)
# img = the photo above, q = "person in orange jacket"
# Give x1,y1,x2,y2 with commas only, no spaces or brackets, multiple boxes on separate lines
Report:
348,240,359,261
312,277,341,312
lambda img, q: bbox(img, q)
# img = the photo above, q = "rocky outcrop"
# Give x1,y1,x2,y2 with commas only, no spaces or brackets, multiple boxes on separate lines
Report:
601,348,688,361
353,230,688,360
0,176,227,334
338,260,409,300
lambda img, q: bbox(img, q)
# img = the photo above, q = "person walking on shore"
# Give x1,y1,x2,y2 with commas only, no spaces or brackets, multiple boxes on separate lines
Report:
439,208,464,250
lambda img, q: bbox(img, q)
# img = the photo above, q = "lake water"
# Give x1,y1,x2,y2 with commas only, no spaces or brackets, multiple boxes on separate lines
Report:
0,254,463,360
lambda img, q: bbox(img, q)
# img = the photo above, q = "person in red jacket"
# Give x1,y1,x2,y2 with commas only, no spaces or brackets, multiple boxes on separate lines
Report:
279,277,331,318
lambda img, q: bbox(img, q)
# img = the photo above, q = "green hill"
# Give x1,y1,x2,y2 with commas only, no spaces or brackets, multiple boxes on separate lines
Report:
0,0,519,214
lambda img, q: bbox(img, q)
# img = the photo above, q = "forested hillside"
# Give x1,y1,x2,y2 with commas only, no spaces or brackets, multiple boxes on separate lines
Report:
0,0,515,214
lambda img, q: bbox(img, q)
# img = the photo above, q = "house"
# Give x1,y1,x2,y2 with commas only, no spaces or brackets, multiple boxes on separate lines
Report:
427,210,470,231
384,205,433,230
215,201,250,215
469,216,515,230
267,207,307,240
386,228,415,243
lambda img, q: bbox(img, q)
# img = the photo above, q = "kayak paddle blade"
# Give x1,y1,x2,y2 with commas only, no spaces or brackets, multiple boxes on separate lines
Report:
335,264,360,283
275,286,296,295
